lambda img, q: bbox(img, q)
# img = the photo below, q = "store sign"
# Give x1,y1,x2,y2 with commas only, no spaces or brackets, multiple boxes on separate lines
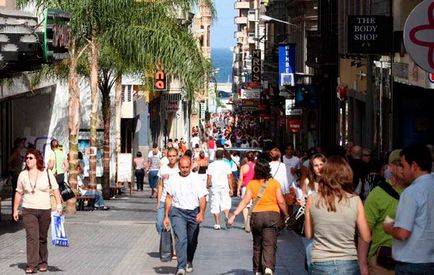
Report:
347,16,392,54
404,0,434,73
429,73,434,83
154,70,167,91
166,101,179,112
43,9,71,63
240,88,261,99
252,49,261,83
278,43,295,89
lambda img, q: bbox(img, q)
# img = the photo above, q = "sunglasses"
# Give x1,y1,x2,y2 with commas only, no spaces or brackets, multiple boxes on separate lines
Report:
26,156,34,160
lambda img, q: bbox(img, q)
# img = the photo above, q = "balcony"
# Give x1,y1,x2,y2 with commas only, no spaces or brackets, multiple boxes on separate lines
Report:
234,16,248,25
234,31,244,39
234,1,250,10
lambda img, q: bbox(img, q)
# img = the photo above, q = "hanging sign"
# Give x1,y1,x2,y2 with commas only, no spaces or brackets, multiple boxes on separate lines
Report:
347,16,392,54
252,49,261,83
278,43,295,89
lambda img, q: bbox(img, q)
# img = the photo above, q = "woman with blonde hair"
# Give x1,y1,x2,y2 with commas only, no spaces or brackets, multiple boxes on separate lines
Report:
305,155,371,275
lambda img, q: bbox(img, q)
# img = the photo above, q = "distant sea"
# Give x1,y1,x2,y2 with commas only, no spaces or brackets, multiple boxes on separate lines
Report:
211,48,233,83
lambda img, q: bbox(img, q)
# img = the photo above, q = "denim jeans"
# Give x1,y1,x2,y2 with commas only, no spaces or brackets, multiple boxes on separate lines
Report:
84,190,105,207
148,170,159,189
309,260,360,275
156,204,165,234
396,261,434,275
170,207,200,270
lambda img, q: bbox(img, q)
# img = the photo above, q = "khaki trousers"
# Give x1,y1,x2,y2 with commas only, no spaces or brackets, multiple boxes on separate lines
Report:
22,208,52,269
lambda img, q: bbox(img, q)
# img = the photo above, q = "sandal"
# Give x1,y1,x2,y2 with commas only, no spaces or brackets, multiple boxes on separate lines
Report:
39,265,48,272
25,267,36,274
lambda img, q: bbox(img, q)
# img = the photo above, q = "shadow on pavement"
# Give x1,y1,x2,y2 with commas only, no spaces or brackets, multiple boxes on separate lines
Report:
153,265,177,274
10,263,64,272
0,219,24,235
147,252,160,258
218,269,251,275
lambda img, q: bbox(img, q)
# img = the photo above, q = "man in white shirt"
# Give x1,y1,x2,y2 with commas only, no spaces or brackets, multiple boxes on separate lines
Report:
207,150,233,230
190,133,200,149
164,156,208,275
282,143,300,187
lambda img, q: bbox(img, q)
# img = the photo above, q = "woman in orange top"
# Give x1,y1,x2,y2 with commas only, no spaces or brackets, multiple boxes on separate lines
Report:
228,159,289,275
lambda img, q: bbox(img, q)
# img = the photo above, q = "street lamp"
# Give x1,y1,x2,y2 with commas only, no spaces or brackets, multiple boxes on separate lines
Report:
259,15,297,26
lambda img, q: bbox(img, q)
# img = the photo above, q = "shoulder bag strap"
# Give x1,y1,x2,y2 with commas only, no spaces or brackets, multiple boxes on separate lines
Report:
47,169,52,189
248,180,269,217
272,162,280,178
377,180,400,200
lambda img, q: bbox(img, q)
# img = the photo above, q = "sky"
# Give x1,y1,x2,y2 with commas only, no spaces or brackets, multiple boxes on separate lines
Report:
211,0,236,49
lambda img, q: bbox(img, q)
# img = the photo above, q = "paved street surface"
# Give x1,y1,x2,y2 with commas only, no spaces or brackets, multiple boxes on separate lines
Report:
0,188,306,275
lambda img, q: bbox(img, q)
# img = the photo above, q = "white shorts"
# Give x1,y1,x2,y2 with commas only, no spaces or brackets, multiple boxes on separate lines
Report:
241,186,252,207
210,188,232,214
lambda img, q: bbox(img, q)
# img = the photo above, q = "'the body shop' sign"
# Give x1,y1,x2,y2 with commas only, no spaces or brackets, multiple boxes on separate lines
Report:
347,16,392,54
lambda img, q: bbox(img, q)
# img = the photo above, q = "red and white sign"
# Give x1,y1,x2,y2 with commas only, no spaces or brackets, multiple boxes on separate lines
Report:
288,118,301,133
429,72,434,83
403,1,434,73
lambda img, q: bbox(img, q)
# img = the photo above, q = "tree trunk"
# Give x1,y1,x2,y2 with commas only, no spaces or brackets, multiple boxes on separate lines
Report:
101,79,111,199
67,47,80,215
89,35,99,186
114,75,122,185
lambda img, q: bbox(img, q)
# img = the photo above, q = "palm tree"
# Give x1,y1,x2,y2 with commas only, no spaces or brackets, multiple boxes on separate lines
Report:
18,0,215,204
95,1,215,198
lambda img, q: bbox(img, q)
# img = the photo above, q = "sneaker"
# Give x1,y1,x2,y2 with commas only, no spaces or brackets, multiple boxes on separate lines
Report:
264,267,273,275
176,268,186,275
213,224,221,230
186,262,193,273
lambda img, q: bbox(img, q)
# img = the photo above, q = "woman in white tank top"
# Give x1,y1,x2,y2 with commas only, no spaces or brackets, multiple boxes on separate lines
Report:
304,156,371,275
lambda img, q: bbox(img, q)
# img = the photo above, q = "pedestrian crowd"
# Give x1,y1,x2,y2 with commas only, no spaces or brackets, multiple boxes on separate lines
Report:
144,126,434,275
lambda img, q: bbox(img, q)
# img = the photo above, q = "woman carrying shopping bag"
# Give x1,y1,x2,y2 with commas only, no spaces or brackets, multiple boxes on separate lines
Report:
13,148,63,274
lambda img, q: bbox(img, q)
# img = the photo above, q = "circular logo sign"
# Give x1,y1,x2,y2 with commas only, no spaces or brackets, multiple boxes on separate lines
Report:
403,1,434,73
429,72,434,83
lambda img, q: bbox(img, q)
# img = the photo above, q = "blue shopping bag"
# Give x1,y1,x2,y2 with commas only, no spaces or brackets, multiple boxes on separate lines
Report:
51,212,70,247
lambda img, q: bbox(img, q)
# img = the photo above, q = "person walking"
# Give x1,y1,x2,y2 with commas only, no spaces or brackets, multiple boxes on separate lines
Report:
134,152,145,191
237,151,256,231
163,156,208,275
359,149,406,275
228,159,289,275
282,143,300,190
383,144,434,274
304,155,371,275
207,150,233,230
147,143,161,198
12,148,63,274
268,148,288,195
156,148,179,234
48,139,68,186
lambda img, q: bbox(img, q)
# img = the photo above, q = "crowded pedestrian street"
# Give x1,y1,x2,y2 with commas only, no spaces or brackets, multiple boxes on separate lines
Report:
0,188,306,275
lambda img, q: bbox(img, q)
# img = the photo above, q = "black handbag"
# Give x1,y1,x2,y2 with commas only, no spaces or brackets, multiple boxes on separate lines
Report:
286,205,305,236
159,228,173,262
59,181,75,202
